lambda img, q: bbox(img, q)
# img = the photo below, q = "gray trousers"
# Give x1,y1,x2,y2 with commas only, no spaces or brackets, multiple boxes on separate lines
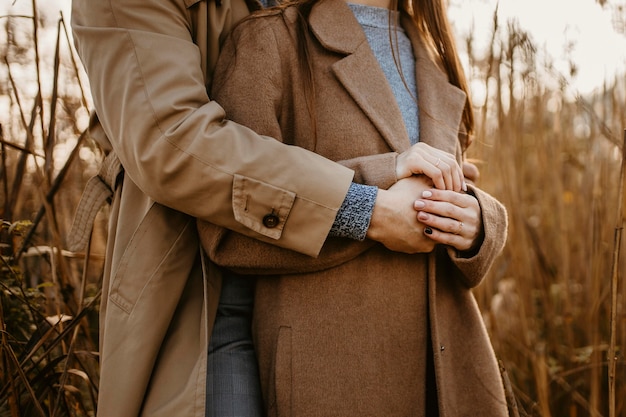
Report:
206,273,264,417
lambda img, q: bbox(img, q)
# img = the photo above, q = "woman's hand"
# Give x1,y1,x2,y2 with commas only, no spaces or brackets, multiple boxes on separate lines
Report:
414,188,484,253
396,142,466,192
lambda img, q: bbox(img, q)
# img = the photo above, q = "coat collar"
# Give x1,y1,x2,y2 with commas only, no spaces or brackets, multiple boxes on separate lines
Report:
308,0,466,155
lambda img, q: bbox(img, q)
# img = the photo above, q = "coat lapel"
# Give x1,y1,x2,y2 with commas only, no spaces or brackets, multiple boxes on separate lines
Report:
309,0,410,152
308,0,467,156
402,14,467,156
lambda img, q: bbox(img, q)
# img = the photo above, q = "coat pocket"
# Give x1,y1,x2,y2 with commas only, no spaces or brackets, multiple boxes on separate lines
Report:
109,202,194,314
267,326,293,417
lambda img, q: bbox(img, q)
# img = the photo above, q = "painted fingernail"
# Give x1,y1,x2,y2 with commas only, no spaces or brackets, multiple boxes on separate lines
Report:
462,181,468,192
424,227,433,235
415,200,426,209
422,190,432,198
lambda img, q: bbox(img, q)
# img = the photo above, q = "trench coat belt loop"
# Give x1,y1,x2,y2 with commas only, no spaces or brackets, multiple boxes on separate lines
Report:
67,151,123,252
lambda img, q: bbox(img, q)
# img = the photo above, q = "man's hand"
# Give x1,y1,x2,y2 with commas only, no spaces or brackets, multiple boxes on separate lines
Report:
366,175,436,254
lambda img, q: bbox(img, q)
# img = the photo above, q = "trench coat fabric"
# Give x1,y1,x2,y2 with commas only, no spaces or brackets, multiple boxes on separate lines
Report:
69,0,363,415
198,1,510,416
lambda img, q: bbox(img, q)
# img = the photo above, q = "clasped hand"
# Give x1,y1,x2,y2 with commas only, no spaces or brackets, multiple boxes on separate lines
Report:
367,142,483,254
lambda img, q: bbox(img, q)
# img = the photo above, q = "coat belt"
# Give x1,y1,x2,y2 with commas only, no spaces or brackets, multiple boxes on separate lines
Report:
67,151,123,252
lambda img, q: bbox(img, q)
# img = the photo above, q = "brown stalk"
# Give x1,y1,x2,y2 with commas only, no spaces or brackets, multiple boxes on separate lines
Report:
30,0,46,153
14,11,94,262
0,286,20,417
0,124,10,221
5,17,77,316
3,338,48,417
608,129,626,417
44,18,63,182
60,12,91,110
51,231,94,417
0,137,45,158
5,57,42,220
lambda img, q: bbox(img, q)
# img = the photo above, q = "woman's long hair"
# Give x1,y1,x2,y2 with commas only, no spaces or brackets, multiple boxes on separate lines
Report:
403,0,475,148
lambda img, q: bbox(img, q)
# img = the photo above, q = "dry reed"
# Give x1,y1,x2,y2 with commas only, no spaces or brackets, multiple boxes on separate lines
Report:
0,1,625,416
469,5,626,416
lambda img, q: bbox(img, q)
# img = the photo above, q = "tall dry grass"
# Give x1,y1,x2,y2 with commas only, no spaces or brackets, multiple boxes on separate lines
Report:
0,1,624,416
1,4,104,416
467,8,626,417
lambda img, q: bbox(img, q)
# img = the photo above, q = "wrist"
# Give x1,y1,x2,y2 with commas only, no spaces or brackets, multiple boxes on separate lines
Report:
365,188,389,243
330,183,377,241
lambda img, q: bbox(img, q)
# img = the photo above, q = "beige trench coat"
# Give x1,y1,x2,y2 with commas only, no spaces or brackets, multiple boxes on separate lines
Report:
70,0,362,416
199,1,510,415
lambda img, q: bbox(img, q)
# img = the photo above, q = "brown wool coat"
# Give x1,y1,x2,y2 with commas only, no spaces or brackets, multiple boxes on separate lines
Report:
199,1,510,416
70,0,361,416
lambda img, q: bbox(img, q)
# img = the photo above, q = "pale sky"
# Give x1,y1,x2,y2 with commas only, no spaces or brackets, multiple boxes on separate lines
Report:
4,0,626,97
448,0,626,95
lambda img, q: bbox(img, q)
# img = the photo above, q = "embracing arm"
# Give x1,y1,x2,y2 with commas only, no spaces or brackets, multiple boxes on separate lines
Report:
199,175,437,275
71,0,354,257
199,13,446,273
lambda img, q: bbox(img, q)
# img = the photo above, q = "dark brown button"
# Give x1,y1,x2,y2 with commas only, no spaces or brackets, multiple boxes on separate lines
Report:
263,213,280,228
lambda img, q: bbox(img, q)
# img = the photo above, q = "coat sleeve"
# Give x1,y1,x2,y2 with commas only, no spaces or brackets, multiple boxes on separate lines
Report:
70,0,354,257
446,186,508,288
199,15,399,273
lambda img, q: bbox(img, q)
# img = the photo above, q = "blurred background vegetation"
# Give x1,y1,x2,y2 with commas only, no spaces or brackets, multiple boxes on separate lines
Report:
0,0,625,416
